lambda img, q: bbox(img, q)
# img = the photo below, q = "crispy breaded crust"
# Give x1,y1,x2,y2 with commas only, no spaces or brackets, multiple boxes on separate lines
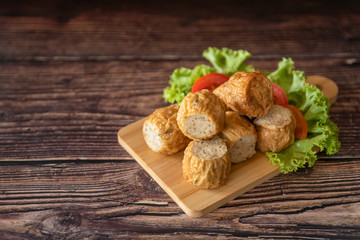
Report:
213,72,273,118
183,141,231,189
143,104,190,154
254,105,296,153
177,89,226,140
221,111,257,148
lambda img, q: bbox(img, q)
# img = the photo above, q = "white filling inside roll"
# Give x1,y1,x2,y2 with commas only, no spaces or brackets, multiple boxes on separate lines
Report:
230,135,256,163
254,105,292,129
143,121,162,152
192,137,227,160
184,114,216,139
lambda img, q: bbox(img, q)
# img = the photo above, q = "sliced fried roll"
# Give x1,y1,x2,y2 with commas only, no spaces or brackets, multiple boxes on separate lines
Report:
254,105,296,153
221,111,257,163
143,104,190,154
183,137,231,189
177,89,225,140
213,71,273,118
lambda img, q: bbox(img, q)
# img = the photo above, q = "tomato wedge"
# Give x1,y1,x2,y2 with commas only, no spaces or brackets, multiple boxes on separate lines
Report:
285,104,308,140
272,83,288,106
191,73,229,93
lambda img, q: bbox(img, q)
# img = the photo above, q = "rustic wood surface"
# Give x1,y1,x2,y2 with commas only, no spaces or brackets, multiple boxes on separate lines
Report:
0,0,359,239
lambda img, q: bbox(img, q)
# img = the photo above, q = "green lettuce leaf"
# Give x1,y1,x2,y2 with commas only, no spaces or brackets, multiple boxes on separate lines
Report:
203,47,255,75
163,65,215,103
266,58,340,173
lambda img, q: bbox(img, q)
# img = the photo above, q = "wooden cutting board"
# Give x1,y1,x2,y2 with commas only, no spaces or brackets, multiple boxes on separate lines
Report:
117,75,338,217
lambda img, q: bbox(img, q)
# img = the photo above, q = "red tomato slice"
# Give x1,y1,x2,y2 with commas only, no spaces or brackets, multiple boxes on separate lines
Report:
191,73,229,93
285,104,308,140
272,83,288,106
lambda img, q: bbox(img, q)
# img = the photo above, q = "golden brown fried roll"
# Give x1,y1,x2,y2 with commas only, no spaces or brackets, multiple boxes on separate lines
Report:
143,104,190,154
221,111,257,163
183,137,231,189
213,71,273,118
254,105,296,153
177,89,226,140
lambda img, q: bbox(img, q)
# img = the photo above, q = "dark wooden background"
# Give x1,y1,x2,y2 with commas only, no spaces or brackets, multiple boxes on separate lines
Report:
0,0,359,239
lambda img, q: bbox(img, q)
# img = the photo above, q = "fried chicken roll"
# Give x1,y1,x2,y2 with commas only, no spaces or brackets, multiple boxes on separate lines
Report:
213,71,273,118
177,89,226,140
221,111,257,163
254,105,296,153
143,104,190,154
183,136,231,189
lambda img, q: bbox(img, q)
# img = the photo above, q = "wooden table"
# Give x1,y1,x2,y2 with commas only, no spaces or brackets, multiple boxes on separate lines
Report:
1,1,359,239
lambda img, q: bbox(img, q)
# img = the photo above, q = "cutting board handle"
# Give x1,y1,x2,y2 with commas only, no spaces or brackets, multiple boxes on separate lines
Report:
306,75,338,105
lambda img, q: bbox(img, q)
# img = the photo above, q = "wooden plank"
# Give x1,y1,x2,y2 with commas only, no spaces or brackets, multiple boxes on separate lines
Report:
0,159,359,238
0,58,358,161
0,0,359,60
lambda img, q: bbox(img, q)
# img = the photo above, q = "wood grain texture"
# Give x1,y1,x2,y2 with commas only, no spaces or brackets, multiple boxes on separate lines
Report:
0,0,360,238
0,159,359,239
117,75,339,217
0,58,359,161
0,0,359,61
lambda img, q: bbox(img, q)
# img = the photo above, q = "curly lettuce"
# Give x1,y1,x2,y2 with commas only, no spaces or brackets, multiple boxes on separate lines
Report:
163,65,215,104
202,47,255,75
266,58,340,173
